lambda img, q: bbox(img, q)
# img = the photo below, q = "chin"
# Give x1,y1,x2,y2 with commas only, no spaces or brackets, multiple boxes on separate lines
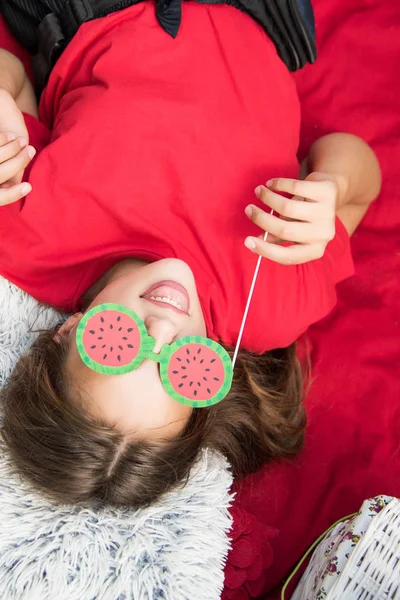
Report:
157,257,192,270
151,258,195,281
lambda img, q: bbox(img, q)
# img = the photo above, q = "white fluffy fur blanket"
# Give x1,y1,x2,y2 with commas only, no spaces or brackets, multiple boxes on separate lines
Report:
0,276,234,600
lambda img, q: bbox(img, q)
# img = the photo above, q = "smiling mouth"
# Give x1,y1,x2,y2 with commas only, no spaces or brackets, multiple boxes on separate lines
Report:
140,280,190,315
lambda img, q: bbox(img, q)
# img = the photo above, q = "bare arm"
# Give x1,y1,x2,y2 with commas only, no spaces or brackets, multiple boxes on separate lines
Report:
0,49,38,118
0,51,38,205
244,132,381,263
302,133,382,235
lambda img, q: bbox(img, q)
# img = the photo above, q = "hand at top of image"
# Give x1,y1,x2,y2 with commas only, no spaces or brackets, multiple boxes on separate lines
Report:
0,89,36,206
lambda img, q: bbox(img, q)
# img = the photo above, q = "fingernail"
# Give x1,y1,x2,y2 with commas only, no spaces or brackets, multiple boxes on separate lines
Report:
244,237,256,250
254,186,262,198
19,138,28,148
28,146,36,159
245,205,253,218
266,179,274,188
7,133,16,142
20,183,31,196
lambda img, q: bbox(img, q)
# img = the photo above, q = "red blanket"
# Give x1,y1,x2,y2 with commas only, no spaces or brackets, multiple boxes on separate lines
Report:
223,1,400,598
1,4,399,599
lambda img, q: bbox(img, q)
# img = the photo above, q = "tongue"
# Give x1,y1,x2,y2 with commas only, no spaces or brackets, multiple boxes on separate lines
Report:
145,285,188,312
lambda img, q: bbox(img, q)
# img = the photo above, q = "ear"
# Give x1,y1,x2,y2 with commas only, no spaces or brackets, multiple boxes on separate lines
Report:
55,313,83,340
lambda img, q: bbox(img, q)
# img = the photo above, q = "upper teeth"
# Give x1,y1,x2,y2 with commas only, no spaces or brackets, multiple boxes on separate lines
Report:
148,296,185,311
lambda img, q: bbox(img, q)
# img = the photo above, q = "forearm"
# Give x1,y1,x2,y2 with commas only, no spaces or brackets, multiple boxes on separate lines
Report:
302,133,381,235
0,49,26,98
304,133,382,209
0,49,38,118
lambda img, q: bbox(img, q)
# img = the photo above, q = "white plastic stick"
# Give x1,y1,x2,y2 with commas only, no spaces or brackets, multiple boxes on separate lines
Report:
232,211,273,369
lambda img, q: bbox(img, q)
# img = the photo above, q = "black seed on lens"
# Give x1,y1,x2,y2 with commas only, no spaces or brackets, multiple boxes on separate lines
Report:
200,359,204,364
197,348,201,354
203,377,207,381
197,382,201,387
210,359,216,363
213,377,220,381
182,375,187,379
127,328,133,333
98,337,103,340
181,366,186,370
178,383,183,388
118,327,122,331
205,368,210,372
207,388,211,394
186,348,190,355
101,317,104,323
110,347,113,352
90,345,96,349
177,357,182,362
102,344,106,348
103,354,107,360
100,328,104,332
123,337,128,340
189,381,193,387
172,370,178,374
110,324,113,329
89,330,95,335
118,345,123,350
117,316,121,322
193,356,196,361
127,344,133,348
194,390,197,397
117,355,121,362
186,358,190,364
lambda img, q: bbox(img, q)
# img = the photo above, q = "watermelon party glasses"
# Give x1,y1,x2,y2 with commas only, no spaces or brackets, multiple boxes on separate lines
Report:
75,303,233,408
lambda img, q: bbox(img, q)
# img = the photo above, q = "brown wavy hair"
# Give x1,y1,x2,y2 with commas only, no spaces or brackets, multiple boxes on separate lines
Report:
0,329,306,508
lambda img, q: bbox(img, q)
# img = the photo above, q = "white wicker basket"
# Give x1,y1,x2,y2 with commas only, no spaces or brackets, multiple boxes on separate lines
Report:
290,496,400,600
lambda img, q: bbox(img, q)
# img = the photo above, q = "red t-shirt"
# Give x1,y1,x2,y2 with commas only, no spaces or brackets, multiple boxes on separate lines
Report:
0,2,353,353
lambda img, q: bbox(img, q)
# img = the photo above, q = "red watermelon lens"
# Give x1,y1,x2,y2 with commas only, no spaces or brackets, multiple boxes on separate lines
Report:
76,304,151,375
82,309,142,367
159,337,233,408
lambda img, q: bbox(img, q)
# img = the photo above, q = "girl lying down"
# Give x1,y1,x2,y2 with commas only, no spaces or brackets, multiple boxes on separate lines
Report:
0,2,380,507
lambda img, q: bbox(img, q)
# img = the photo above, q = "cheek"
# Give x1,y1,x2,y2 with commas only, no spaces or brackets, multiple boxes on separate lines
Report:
196,311,207,337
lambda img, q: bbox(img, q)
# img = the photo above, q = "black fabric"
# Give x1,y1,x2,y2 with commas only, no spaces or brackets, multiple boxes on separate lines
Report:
156,0,182,38
0,0,316,93
0,1,66,52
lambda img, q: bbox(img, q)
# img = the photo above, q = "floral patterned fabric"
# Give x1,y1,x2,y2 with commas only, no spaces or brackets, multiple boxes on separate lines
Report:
291,495,394,600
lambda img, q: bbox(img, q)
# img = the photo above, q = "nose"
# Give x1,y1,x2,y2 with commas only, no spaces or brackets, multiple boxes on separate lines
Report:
144,315,179,354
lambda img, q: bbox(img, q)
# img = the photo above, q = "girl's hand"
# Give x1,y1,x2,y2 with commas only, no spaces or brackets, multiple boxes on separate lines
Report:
244,173,340,265
0,88,36,206
0,132,36,206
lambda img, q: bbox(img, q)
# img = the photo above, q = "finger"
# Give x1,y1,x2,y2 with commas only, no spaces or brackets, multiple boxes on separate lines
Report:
0,136,28,163
266,178,337,204
245,205,315,243
0,182,32,206
0,146,36,184
255,185,317,221
244,238,326,265
257,232,282,245
0,132,18,147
